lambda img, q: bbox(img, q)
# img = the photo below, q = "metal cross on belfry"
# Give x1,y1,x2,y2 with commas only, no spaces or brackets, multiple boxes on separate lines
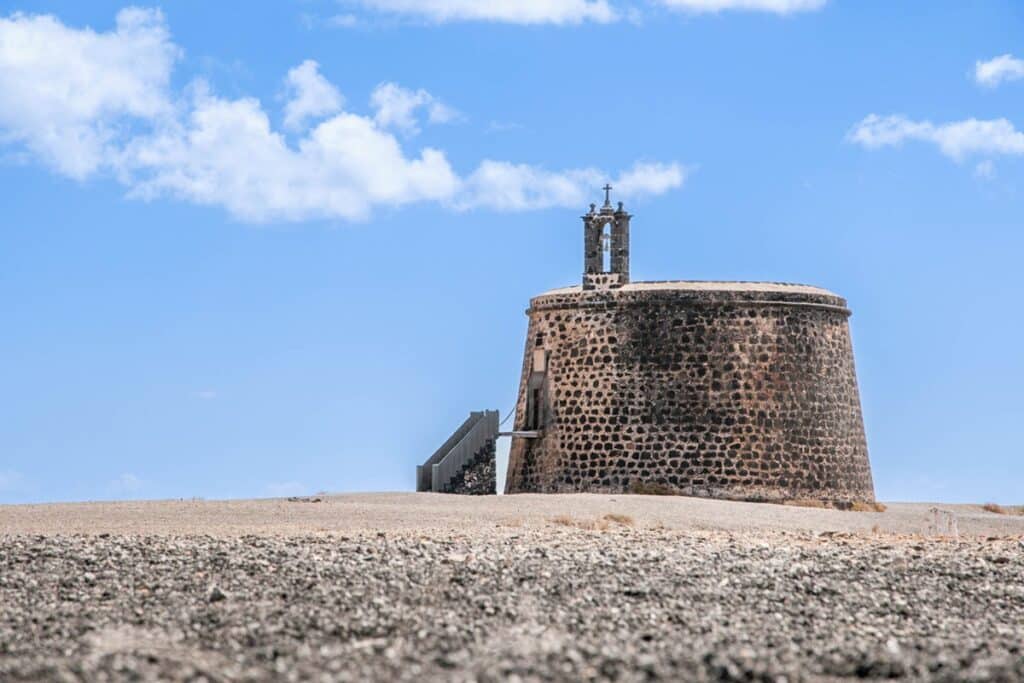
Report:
602,183,613,207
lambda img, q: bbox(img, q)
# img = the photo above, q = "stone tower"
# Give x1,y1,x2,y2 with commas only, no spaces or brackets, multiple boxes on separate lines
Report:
504,192,875,504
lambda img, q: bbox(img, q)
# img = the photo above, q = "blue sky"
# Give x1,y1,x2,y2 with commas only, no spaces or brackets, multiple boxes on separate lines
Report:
1,0,1022,504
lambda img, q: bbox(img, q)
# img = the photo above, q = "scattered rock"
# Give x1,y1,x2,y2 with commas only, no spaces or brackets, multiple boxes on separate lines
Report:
0,531,1021,681
207,585,227,603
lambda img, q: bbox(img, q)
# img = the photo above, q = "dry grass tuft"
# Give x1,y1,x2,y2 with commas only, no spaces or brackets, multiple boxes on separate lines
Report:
578,518,610,531
602,513,635,527
550,514,638,531
981,503,1024,516
851,502,888,513
784,499,887,513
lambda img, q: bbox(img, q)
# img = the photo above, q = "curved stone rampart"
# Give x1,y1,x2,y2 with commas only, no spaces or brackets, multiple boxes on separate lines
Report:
504,281,875,503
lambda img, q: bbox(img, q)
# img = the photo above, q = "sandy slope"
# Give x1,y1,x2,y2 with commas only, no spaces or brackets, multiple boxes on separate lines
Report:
1,492,1023,538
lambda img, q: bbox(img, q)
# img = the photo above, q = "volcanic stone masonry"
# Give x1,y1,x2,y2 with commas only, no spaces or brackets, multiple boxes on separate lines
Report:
447,440,497,495
504,190,875,504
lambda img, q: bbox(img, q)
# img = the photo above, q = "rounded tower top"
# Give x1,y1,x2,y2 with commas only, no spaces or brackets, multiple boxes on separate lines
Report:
531,280,850,316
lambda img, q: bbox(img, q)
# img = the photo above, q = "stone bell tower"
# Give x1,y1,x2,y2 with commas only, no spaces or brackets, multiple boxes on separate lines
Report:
504,189,875,504
582,184,630,290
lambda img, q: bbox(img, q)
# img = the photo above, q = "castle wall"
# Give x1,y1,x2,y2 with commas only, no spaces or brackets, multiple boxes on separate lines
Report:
504,282,875,503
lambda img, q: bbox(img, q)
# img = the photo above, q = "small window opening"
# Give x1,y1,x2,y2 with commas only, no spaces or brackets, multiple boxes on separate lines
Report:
601,224,612,272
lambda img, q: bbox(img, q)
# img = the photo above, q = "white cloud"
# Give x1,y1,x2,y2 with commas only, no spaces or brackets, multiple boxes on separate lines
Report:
109,473,144,494
195,389,218,400
283,60,344,130
657,0,826,14
456,160,687,211
370,82,458,136
975,54,1024,88
351,0,617,24
0,8,179,179
848,114,1024,161
120,89,460,221
614,161,689,196
0,9,685,222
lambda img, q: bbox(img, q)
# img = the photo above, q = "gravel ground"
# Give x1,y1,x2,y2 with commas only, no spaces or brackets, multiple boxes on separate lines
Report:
2,521,1023,681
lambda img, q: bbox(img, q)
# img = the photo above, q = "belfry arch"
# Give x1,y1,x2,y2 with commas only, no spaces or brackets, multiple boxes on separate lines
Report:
582,184,631,290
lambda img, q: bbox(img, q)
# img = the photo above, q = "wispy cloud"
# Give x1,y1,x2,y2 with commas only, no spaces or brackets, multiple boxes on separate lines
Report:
486,120,525,134
329,14,360,28
456,160,688,211
0,9,686,223
656,0,826,14
615,161,689,196
975,54,1024,88
195,390,218,400
348,0,617,25
343,0,825,24
974,160,996,180
848,114,1024,161
300,13,361,30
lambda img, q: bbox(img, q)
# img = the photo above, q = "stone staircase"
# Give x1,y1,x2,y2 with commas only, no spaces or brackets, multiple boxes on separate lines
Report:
416,411,499,494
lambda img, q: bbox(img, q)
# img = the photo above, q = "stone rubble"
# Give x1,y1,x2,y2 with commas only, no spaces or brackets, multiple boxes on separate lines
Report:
446,441,497,495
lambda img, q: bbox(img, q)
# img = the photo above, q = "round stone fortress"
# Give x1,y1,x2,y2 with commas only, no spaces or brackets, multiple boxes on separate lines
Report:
504,190,875,504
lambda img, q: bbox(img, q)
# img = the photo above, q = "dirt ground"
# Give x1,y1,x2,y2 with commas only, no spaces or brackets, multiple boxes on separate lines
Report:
2,492,1023,537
